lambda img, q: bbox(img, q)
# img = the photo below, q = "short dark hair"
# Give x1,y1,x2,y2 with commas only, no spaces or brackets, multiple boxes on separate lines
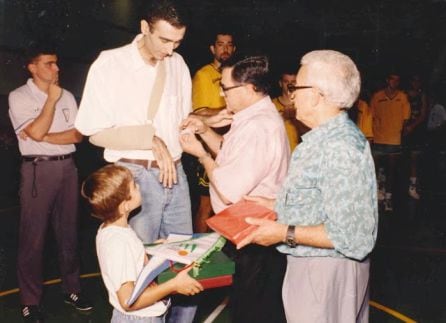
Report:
221,55,270,94
25,43,57,66
212,30,236,45
386,71,401,79
81,165,133,223
279,65,298,79
145,0,189,30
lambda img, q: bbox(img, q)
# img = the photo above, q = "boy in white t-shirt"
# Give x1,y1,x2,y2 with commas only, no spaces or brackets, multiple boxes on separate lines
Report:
81,165,203,323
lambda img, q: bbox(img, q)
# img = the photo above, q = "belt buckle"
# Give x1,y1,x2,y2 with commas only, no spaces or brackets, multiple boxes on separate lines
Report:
32,157,42,165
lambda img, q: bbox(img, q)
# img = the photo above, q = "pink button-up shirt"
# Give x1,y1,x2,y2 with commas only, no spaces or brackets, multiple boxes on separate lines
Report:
211,96,290,213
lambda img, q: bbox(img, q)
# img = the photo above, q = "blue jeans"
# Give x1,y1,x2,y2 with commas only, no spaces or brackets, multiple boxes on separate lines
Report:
166,305,198,323
117,162,196,323
118,162,193,244
111,309,165,323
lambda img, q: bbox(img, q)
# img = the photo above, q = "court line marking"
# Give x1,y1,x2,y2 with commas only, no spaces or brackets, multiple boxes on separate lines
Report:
0,273,100,297
203,296,229,323
369,300,417,323
0,273,417,322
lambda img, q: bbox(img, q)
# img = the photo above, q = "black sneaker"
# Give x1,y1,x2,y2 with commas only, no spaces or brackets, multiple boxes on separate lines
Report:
21,305,44,322
64,293,93,311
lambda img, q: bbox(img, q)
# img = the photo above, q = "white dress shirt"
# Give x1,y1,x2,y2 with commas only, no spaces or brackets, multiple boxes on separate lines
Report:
75,34,192,162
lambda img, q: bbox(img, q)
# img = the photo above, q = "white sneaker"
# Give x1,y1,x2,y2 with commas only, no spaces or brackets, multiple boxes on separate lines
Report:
384,193,393,212
378,189,386,201
384,198,393,212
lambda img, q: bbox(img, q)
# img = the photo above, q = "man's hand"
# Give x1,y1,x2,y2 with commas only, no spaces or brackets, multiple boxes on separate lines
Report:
205,109,234,128
18,130,28,140
236,217,287,249
243,195,276,210
152,136,177,188
180,115,209,135
47,81,62,103
179,132,207,158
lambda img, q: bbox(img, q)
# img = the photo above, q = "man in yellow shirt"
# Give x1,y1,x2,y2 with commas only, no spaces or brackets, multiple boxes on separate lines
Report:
272,69,301,151
192,31,236,115
371,73,411,211
356,95,373,142
191,31,236,232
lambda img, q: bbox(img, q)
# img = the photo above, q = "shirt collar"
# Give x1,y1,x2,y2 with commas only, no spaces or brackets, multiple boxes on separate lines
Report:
26,78,48,100
130,34,159,71
232,96,272,123
302,111,348,143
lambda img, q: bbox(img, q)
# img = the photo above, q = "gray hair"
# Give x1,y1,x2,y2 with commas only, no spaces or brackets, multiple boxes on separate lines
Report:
300,50,360,109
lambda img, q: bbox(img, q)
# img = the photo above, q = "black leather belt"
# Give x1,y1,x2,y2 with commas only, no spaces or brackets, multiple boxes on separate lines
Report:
22,153,73,163
118,158,180,169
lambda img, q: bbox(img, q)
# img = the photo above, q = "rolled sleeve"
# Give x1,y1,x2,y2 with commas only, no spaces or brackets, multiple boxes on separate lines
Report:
321,144,377,260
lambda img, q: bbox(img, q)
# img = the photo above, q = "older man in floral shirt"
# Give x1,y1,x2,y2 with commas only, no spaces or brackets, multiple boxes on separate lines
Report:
238,50,378,323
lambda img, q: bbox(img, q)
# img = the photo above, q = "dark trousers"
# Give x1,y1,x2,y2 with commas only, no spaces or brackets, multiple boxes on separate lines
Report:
17,158,80,305
225,243,287,323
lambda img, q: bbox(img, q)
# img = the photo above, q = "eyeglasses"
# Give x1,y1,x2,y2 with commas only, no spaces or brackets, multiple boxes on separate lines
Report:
287,84,313,93
220,83,245,93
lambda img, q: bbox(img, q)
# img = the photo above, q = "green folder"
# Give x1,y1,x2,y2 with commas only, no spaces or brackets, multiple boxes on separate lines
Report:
157,250,235,285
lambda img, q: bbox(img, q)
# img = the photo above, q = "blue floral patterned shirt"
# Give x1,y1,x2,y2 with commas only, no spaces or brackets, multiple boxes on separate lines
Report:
276,112,378,261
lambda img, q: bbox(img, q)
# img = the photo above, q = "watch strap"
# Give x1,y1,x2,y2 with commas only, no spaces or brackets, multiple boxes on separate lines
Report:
286,225,297,247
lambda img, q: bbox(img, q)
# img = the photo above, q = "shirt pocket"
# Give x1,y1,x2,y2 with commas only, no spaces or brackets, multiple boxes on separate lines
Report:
285,185,320,207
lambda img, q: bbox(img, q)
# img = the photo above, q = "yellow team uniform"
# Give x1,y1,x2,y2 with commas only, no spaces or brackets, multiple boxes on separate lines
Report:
371,90,411,145
356,99,373,140
272,97,298,151
192,64,225,110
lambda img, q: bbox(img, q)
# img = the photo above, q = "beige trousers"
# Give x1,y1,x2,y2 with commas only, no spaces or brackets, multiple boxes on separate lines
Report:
283,256,370,323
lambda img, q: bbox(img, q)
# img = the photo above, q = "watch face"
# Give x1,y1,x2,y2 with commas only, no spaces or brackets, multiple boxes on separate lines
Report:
286,237,296,247
286,225,296,247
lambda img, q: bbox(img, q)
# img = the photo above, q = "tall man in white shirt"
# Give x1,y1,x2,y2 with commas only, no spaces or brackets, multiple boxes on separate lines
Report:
75,1,195,321
9,46,91,323
76,0,192,243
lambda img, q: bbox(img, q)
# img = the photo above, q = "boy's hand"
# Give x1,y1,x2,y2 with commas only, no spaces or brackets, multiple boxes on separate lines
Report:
173,266,203,296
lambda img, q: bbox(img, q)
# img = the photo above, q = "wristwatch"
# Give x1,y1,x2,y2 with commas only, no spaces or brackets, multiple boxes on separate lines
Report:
285,225,297,248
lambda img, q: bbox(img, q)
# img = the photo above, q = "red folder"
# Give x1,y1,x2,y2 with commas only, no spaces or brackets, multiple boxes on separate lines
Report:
206,200,277,245
198,275,233,289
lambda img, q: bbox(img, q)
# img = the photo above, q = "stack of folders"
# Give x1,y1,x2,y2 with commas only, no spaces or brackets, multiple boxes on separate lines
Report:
127,233,234,305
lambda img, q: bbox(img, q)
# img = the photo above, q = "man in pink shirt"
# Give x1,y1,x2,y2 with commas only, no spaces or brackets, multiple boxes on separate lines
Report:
180,55,289,323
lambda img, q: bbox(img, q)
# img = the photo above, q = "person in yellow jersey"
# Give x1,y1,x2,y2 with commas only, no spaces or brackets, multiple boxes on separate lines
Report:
371,73,411,211
355,90,373,142
190,30,236,232
272,67,310,151
272,69,299,151
192,31,236,116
